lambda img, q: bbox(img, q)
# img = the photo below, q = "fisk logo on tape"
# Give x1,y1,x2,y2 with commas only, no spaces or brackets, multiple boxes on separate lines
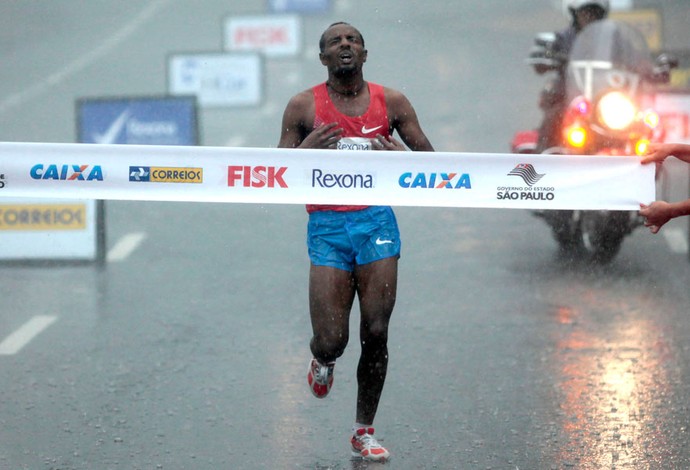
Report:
228,166,288,188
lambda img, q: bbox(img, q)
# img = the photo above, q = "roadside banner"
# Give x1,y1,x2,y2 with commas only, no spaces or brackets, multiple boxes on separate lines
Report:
0,142,654,211
0,98,200,262
168,53,262,107
224,14,301,58
610,8,662,51
654,93,690,143
267,0,331,14
77,96,198,145
0,197,97,260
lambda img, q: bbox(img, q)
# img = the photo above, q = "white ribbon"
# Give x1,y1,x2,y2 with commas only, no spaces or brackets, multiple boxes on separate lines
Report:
0,141,654,210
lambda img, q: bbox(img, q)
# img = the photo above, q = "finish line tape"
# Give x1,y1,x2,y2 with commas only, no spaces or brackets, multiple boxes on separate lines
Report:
0,142,654,210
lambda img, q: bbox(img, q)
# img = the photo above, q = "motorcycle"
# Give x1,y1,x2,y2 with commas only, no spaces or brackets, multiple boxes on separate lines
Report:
514,19,675,263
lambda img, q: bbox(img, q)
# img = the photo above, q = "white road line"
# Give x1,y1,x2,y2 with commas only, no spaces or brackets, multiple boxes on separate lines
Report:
107,232,147,262
663,228,689,254
0,0,171,116
0,315,58,356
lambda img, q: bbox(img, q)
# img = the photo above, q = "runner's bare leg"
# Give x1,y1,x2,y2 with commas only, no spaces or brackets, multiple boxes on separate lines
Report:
309,265,356,362
354,257,398,424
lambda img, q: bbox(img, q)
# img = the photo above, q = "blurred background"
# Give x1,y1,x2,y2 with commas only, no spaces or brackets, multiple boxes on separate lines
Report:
0,1,688,150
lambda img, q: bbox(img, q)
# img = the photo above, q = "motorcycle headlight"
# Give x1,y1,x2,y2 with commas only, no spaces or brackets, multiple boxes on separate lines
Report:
597,92,636,131
565,125,587,148
642,110,660,129
635,139,651,156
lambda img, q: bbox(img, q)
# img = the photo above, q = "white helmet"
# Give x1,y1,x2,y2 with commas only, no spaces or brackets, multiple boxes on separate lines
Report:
567,0,610,14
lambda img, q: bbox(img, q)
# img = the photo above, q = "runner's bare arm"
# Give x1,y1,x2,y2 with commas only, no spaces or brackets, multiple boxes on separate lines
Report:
385,88,434,152
278,91,343,149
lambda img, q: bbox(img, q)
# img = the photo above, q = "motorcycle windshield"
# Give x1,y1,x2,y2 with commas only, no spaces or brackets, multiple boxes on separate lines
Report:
566,19,653,102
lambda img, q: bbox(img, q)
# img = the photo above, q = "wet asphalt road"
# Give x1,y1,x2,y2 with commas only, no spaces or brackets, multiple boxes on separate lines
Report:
2,1,690,469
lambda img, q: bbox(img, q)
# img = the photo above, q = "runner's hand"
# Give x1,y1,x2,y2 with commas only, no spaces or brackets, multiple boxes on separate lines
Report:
302,123,343,149
372,134,406,151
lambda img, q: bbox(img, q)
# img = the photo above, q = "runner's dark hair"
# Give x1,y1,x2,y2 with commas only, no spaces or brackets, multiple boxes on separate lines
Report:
319,22,365,52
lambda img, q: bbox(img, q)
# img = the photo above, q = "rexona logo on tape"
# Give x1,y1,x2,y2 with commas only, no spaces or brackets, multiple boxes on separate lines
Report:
311,169,375,188
0,204,86,231
227,166,288,188
398,172,472,189
129,166,203,183
30,164,103,181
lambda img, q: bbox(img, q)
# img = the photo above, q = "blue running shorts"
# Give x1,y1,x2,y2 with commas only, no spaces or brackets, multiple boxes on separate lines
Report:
307,206,401,272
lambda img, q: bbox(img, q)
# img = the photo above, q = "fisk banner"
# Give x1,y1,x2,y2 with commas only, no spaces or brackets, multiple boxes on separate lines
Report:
0,142,654,210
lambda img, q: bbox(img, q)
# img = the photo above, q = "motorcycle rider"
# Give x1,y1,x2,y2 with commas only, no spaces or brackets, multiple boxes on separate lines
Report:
530,0,609,152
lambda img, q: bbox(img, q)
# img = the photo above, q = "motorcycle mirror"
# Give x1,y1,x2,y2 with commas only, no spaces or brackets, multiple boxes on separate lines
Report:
534,32,556,48
655,53,679,69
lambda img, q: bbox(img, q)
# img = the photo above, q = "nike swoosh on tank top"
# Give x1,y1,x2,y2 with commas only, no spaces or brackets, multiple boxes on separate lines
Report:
306,82,390,213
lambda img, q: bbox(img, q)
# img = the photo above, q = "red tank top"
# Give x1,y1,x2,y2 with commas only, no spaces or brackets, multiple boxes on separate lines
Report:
306,82,390,213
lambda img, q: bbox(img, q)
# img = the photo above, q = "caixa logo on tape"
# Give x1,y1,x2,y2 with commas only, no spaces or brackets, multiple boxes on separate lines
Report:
228,166,287,188
30,164,103,181
399,172,472,189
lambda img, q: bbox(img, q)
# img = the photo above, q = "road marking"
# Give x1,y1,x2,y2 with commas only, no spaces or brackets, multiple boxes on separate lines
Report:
0,315,57,356
663,228,688,254
107,232,147,262
0,0,171,116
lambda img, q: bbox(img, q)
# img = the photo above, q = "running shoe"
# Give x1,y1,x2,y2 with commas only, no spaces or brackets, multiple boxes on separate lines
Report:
350,427,390,462
307,358,335,398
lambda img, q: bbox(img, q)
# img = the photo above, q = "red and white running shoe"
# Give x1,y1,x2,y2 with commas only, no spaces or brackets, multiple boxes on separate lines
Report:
350,427,390,462
307,358,335,398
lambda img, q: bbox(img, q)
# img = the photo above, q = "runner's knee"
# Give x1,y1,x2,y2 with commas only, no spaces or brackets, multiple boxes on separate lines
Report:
311,332,349,359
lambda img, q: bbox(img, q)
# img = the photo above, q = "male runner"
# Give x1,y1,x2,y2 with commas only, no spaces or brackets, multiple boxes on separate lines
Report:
277,22,434,461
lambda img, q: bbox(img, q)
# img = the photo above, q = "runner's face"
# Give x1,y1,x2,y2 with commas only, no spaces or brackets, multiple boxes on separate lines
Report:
319,24,367,75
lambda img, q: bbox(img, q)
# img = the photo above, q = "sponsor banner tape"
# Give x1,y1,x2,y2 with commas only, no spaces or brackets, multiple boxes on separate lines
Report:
0,141,654,210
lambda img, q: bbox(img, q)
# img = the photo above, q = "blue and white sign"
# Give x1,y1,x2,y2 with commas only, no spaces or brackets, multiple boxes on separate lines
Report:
267,0,331,14
168,53,263,107
77,96,198,146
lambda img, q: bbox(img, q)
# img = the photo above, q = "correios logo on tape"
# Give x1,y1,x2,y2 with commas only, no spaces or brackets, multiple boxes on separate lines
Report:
399,172,472,189
30,164,103,181
228,166,288,188
129,166,203,183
